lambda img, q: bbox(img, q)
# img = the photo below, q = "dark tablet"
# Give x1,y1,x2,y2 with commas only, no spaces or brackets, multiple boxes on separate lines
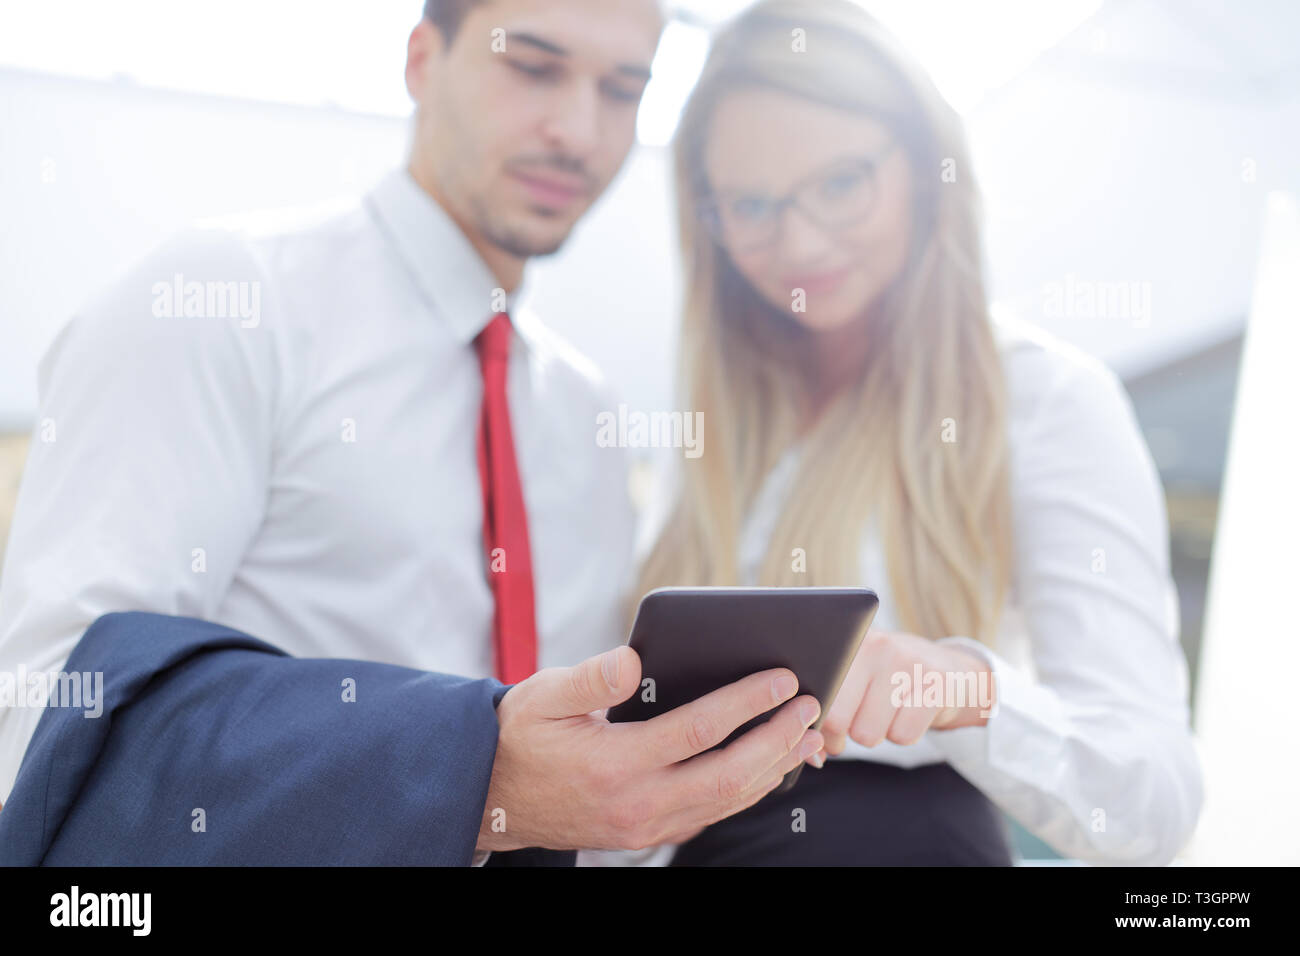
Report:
606,586,879,794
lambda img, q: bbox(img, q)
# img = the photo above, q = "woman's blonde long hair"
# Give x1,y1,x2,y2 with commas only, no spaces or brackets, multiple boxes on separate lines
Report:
637,0,1014,646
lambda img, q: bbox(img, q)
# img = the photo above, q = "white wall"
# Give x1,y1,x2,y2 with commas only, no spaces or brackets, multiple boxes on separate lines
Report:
1189,192,1300,865
969,0,1300,377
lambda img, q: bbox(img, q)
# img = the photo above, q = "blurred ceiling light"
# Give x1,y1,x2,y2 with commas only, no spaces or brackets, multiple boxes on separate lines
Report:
0,0,419,114
1,0,1102,139
637,19,713,147
639,0,1104,144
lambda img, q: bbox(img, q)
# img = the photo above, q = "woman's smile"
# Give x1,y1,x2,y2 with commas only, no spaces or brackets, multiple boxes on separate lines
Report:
781,262,857,297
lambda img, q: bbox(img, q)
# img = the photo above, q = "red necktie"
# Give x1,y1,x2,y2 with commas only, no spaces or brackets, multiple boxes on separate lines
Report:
474,312,538,685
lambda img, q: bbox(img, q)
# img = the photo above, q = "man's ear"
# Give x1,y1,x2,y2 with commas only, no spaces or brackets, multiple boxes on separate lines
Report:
405,19,446,104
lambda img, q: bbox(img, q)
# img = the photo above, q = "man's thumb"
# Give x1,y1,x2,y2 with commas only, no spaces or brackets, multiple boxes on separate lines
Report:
534,646,640,719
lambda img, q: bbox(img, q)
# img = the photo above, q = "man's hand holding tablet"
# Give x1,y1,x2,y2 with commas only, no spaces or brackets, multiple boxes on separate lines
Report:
608,587,879,794
477,644,823,853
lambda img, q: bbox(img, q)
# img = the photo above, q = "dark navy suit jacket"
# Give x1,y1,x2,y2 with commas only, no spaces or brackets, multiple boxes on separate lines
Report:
0,611,572,866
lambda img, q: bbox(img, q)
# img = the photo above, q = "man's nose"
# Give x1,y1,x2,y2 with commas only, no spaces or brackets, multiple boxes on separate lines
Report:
539,80,602,160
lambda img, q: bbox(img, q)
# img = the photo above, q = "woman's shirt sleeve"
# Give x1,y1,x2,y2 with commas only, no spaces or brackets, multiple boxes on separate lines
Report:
926,339,1204,865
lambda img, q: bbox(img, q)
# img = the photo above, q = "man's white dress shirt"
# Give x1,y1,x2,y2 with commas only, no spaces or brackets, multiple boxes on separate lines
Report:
581,313,1203,867
0,168,638,857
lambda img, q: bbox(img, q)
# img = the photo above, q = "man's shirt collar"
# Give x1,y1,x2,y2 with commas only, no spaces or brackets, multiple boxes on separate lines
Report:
365,167,536,348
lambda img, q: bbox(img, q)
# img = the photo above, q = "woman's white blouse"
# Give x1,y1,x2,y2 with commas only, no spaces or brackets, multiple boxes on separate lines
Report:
584,315,1204,867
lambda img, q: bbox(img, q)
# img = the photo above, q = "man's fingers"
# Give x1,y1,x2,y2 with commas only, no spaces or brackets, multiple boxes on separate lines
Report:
631,696,820,847
529,645,642,719
750,730,821,792
673,693,820,806
653,726,823,844
637,667,800,765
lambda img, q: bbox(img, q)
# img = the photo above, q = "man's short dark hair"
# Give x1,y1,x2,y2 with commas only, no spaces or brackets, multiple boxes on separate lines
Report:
422,0,483,45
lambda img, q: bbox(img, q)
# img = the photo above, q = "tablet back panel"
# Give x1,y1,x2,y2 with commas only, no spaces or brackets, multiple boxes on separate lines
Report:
607,586,879,794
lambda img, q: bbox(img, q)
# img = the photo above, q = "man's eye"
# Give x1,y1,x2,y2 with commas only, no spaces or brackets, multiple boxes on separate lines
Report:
601,81,645,104
508,60,559,81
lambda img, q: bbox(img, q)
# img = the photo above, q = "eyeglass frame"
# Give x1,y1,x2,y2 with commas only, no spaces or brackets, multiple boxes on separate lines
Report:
695,139,901,253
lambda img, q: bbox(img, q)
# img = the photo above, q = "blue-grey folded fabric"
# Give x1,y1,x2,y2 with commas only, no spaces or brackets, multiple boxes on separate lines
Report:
0,610,537,865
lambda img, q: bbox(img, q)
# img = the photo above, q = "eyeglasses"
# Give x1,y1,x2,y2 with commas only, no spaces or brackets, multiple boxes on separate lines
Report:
698,141,898,253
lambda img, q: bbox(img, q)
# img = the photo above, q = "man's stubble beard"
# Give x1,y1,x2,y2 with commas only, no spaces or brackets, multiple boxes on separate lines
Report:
472,194,575,260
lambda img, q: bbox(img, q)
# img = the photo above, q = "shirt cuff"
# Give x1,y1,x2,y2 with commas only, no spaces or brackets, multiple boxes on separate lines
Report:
928,634,1073,778
934,635,1004,721
575,845,678,866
